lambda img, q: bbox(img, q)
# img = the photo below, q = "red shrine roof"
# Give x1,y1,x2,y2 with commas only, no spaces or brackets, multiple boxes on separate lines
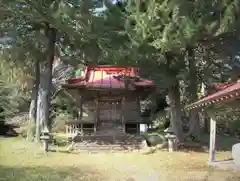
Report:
186,80,240,110
214,82,236,91
62,65,155,90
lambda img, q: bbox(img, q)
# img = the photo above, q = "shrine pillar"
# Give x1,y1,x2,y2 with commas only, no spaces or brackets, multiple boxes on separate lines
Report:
121,96,126,133
208,117,216,164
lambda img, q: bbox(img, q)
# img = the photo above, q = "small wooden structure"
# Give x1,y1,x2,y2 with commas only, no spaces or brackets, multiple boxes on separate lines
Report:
62,65,155,138
185,79,240,165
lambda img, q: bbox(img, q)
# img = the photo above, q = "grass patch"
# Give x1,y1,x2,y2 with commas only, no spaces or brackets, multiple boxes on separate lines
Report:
0,137,240,181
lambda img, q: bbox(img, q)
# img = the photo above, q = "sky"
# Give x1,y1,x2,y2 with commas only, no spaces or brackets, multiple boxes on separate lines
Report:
95,0,118,12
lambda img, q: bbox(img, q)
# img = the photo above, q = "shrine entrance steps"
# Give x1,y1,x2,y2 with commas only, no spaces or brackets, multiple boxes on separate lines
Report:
71,134,145,153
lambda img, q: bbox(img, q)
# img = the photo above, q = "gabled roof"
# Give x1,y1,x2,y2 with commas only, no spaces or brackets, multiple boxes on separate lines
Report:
185,80,240,110
62,65,155,91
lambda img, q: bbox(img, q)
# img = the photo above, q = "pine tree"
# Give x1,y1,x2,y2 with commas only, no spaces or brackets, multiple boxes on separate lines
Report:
124,0,240,141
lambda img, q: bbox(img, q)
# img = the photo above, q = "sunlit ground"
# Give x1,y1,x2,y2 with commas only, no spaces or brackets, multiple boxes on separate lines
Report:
0,137,240,181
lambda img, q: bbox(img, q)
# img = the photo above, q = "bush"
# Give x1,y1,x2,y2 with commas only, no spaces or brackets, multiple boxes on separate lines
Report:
52,112,72,133
142,132,166,147
16,122,35,139
0,59,31,119
52,134,70,147
18,125,28,138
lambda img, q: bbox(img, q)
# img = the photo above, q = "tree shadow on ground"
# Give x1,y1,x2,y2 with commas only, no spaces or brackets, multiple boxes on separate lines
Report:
0,123,19,137
0,165,106,181
175,134,239,153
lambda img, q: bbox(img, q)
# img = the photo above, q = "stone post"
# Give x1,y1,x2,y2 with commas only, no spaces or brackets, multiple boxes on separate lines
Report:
164,127,177,152
40,127,50,152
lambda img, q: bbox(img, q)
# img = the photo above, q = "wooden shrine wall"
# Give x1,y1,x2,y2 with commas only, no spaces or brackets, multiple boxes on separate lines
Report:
98,101,121,121
64,89,140,123
82,100,97,123
123,96,139,122
81,96,139,123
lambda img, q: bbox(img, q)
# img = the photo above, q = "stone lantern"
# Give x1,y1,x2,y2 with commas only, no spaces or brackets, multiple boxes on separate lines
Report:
232,143,240,166
164,126,176,152
40,127,50,152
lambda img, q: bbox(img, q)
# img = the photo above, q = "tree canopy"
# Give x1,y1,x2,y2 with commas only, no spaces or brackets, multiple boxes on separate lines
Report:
1,0,240,141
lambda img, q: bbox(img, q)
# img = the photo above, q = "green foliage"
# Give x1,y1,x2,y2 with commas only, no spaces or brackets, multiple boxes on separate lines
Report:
141,132,166,147
151,110,169,129
21,123,36,139
0,58,30,118
52,111,72,133
206,103,240,136
51,92,75,133
125,0,240,88
52,134,70,147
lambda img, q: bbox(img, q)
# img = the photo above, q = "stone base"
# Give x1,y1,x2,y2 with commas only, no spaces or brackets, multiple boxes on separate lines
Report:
71,134,145,152
232,143,240,166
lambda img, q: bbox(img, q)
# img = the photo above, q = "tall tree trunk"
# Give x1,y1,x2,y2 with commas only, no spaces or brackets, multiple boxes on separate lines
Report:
27,59,40,141
168,80,184,142
186,46,200,140
35,24,56,142
202,47,213,133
